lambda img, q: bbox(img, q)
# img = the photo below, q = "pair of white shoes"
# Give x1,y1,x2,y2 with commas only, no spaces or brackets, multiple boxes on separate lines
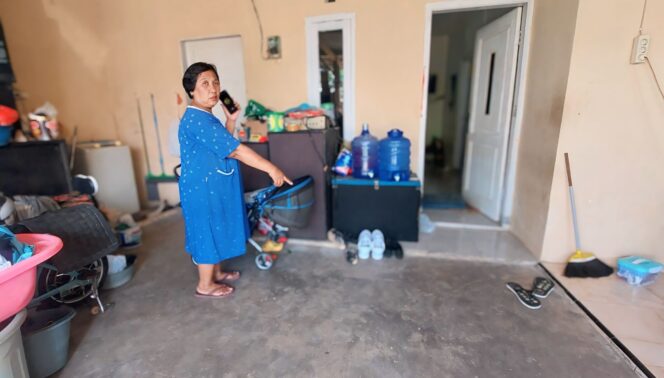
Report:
358,229,385,260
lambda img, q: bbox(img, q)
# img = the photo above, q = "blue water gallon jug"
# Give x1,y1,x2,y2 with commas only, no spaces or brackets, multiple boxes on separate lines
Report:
351,123,379,179
379,129,411,181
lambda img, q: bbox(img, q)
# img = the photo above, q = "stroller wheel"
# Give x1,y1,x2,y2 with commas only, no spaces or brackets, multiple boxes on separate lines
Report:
255,253,274,270
38,257,108,304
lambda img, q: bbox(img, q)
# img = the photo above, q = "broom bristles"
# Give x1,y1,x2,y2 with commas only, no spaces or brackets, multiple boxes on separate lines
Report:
564,252,614,278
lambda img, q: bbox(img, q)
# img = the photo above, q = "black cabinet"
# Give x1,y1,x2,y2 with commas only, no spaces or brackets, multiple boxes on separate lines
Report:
239,142,271,192
267,129,340,240
332,177,421,241
0,141,72,195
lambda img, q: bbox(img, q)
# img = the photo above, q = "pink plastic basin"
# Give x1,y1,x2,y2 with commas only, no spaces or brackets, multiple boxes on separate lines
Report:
0,234,63,323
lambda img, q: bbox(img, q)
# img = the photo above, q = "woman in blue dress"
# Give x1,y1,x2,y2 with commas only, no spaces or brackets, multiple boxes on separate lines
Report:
179,62,291,298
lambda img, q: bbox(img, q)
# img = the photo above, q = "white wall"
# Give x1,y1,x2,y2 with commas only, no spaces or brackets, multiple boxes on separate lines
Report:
425,35,449,145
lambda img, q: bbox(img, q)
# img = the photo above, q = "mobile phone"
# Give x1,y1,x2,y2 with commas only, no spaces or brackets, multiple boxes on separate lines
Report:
219,90,238,114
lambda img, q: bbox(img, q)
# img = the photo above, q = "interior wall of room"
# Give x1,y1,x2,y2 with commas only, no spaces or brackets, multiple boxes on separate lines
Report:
507,0,579,256
540,0,664,263
424,34,448,147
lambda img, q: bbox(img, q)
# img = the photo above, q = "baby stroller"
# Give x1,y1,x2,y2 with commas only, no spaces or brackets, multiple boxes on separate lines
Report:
246,175,314,270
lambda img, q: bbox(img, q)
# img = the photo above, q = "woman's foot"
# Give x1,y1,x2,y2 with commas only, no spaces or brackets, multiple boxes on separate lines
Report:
195,283,234,298
214,270,241,283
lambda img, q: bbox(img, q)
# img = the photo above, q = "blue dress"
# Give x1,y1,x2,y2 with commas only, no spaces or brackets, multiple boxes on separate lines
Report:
178,106,249,264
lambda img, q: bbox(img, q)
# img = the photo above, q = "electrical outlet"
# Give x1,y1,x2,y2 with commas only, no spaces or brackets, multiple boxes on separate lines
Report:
631,34,650,64
267,36,281,59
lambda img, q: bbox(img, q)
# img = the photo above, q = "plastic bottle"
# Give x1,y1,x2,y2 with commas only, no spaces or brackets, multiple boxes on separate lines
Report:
378,129,411,181
351,123,378,179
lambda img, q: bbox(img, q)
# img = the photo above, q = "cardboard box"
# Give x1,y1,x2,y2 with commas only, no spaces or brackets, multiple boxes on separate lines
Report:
243,118,268,137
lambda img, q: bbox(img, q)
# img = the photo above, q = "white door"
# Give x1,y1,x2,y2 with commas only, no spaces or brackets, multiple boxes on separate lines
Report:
182,36,248,124
462,8,522,222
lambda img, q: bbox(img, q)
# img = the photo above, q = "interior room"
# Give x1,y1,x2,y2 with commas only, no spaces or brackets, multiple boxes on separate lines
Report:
423,8,514,228
0,0,662,377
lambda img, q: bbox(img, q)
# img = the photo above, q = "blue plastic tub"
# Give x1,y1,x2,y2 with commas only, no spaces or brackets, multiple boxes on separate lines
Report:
617,256,663,286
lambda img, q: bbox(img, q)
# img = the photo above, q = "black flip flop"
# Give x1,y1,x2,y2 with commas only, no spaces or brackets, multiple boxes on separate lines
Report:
506,282,541,310
346,246,358,265
386,240,403,260
531,277,555,298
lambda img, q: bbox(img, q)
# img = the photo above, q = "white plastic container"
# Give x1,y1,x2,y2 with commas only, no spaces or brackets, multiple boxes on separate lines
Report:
0,309,28,378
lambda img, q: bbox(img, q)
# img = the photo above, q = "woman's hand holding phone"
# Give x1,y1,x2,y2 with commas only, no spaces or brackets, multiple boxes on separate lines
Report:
220,90,240,121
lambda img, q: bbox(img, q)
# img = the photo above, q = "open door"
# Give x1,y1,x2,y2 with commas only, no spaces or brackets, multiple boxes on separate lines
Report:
182,36,248,124
462,8,522,222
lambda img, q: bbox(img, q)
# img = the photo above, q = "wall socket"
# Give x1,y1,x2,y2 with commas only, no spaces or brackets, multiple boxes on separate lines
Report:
631,34,650,64
267,36,281,59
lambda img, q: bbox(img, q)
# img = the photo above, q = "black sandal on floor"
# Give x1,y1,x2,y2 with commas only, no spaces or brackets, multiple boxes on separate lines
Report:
506,282,541,309
531,277,555,298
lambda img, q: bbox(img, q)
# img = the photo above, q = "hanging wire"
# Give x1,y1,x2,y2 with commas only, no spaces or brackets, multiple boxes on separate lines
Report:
638,0,647,35
645,57,664,101
250,0,268,60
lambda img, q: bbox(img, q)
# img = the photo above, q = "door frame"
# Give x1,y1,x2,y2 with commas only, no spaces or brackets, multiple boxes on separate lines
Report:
419,0,533,225
305,13,356,141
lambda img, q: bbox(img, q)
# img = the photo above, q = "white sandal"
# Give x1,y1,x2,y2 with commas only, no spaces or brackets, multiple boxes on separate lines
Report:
371,229,385,260
358,229,372,260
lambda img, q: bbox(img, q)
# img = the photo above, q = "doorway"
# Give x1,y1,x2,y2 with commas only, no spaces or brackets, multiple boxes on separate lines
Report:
420,3,530,228
306,14,356,141
181,35,249,124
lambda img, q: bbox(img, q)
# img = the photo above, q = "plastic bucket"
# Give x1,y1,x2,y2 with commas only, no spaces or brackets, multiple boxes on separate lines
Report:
21,306,76,378
0,126,11,146
103,254,137,289
0,309,29,378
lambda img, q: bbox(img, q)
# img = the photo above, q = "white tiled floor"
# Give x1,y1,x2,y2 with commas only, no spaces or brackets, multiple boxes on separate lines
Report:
544,262,664,377
402,226,536,265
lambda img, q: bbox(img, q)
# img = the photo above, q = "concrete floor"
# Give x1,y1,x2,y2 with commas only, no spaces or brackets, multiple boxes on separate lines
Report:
55,212,644,377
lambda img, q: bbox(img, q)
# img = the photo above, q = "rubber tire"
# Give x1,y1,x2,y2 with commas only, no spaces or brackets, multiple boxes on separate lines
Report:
37,257,108,304
255,253,274,270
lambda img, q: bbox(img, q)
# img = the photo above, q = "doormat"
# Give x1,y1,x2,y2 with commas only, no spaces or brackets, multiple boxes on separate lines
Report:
422,192,466,209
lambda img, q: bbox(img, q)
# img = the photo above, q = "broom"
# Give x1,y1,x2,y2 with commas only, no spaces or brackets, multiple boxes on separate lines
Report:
563,153,614,278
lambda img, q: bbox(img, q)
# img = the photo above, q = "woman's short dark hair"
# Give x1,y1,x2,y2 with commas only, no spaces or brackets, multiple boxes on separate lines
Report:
182,62,219,99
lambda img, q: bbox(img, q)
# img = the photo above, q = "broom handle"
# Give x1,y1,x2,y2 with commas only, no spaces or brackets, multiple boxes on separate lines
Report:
151,93,166,176
564,153,582,251
137,98,153,176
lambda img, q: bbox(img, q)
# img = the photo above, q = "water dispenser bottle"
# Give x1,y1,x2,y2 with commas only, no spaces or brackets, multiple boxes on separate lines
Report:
351,123,378,179
378,129,411,181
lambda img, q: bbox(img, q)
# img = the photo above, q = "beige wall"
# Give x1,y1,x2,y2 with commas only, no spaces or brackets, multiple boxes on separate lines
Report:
540,0,664,262
10,0,646,264
0,0,439,205
509,0,579,256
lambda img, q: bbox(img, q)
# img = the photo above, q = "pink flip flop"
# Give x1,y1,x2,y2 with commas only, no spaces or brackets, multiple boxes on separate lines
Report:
214,271,241,284
195,285,234,298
